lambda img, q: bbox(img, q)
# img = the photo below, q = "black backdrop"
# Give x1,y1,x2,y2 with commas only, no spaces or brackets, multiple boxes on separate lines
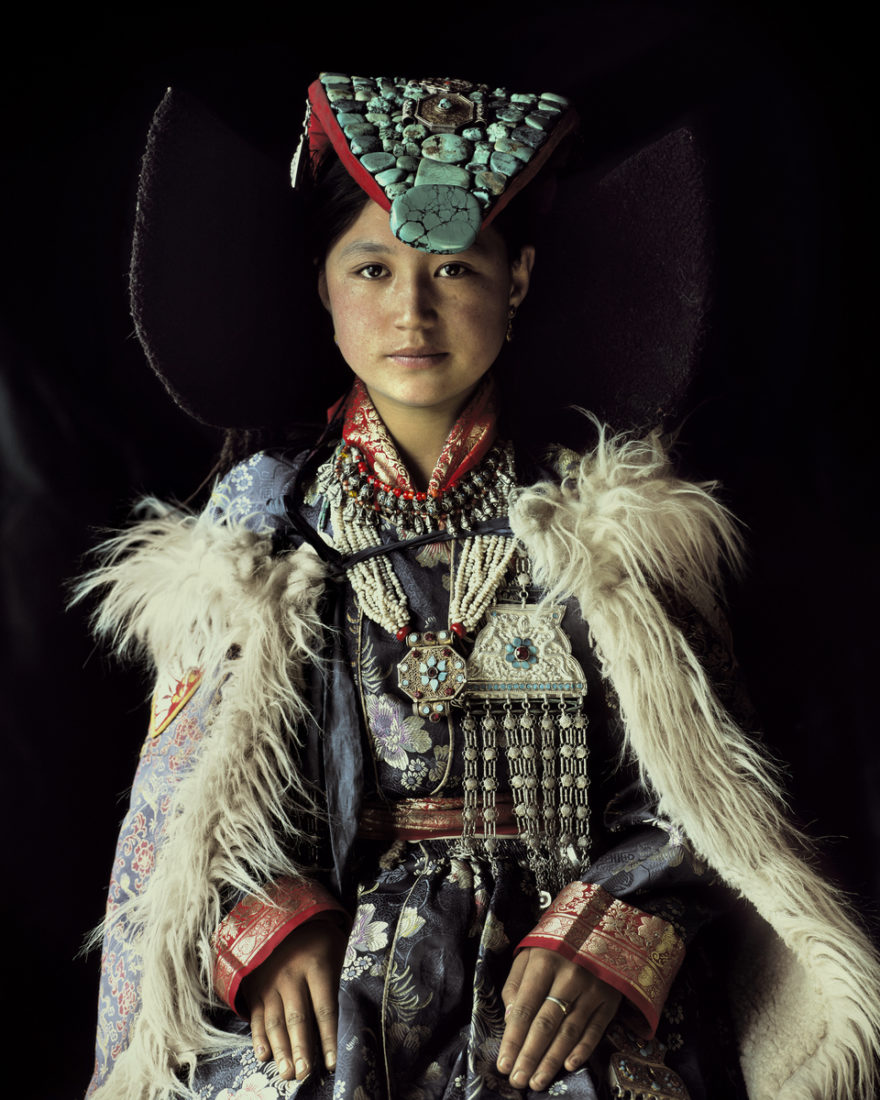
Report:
1,4,876,1096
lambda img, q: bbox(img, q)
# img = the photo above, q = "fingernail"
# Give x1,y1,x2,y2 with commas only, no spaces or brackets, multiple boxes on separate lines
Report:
497,1056,511,1073
277,1058,290,1077
325,1049,337,1071
295,1057,307,1079
566,1055,582,1071
511,1070,527,1088
532,1075,548,1091
254,1043,267,1060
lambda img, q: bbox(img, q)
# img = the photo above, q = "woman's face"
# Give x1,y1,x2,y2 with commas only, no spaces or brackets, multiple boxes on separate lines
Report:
318,199,534,426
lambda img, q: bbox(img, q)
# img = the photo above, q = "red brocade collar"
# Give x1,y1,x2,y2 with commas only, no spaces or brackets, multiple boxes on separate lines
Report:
336,377,498,498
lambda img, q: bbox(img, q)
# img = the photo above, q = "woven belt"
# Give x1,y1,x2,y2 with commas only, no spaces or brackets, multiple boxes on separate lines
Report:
357,795,519,842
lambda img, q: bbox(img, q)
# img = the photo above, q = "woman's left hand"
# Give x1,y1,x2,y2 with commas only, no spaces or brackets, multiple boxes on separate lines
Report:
496,947,622,1091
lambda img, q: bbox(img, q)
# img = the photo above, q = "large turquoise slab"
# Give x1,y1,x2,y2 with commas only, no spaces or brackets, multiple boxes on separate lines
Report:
390,185,482,253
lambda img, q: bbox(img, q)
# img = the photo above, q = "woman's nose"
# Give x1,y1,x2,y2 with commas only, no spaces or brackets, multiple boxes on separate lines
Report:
392,272,437,328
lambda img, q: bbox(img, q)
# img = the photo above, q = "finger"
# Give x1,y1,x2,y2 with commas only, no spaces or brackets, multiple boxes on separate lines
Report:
564,991,622,1072
261,989,298,1081
524,997,602,1091
249,1003,270,1063
506,987,583,1090
264,982,316,1083
496,954,556,1077
308,962,340,1072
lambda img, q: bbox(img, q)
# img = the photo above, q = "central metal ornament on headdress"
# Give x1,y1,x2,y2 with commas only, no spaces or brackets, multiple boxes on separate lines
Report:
298,73,577,253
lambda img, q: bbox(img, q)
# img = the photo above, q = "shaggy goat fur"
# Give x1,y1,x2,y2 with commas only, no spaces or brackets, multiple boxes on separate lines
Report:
510,427,880,1099
76,505,327,1098
81,434,880,1099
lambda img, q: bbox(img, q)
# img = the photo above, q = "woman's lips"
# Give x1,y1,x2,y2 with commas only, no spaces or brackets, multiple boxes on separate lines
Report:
387,349,447,368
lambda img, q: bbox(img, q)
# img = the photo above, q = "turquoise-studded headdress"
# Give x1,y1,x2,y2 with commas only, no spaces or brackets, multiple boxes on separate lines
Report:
129,79,710,435
294,74,579,254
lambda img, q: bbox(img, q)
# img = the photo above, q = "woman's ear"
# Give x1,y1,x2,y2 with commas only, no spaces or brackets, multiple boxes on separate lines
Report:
509,245,536,309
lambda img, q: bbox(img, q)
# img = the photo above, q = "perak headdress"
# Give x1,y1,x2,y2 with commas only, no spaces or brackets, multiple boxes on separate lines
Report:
294,73,579,254
129,73,710,435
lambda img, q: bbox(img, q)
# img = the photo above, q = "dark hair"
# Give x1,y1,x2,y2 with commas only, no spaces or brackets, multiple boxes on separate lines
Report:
303,147,542,264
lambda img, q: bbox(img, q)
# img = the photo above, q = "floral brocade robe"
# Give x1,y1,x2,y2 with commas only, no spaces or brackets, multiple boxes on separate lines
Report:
87,447,748,1100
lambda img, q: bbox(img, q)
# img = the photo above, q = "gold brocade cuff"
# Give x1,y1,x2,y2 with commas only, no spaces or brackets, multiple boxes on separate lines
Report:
516,881,685,1037
212,877,348,1014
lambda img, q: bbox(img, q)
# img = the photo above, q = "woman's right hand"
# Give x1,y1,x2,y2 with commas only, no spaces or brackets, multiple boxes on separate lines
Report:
242,918,348,1083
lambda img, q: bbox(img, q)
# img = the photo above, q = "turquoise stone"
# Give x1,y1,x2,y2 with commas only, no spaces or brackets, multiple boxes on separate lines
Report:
472,189,490,206
525,111,553,130
392,142,407,158
496,106,524,124
540,91,570,106
470,142,491,165
350,135,381,155
390,184,482,254
354,89,371,102
320,73,350,85
538,98,563,114
494,136,534,163
474,169,506,196
368,95,394,113
384,181,408,199
376,167,406,186
414,159,471,188
327,90,356,105
365,111,391,125
511,92,537,106
486,122,509,142
403,122,428,141
361,151,396,174
421,133,472,164
343,122,375,138
489,151,521,177
462,126,484,141
511,125,545,149
337,111,364,127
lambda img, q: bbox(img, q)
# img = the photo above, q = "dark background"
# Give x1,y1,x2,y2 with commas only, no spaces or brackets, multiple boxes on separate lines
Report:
1,3,875,1095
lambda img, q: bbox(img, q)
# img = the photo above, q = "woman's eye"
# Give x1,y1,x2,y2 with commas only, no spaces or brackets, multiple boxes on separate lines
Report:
437,262,467,278
357,264,386,280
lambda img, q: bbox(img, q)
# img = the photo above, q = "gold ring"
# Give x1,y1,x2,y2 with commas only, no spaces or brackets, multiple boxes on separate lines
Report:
544,995,570,1016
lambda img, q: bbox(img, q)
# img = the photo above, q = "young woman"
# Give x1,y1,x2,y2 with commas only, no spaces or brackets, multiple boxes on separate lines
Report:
82,73,880,1100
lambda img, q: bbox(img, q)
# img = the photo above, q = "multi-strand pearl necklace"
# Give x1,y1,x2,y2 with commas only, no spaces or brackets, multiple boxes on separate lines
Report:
316,440,518,640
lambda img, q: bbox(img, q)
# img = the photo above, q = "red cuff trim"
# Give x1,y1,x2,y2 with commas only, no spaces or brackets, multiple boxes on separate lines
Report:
516,883,685,1038
213,878,347,1014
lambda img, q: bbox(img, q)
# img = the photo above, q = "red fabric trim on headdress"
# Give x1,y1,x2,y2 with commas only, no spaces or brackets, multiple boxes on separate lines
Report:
307,80,391,212
340,377,497,496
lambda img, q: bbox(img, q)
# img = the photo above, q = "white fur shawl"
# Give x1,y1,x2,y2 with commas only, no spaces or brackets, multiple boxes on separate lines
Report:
81,430,880,1100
